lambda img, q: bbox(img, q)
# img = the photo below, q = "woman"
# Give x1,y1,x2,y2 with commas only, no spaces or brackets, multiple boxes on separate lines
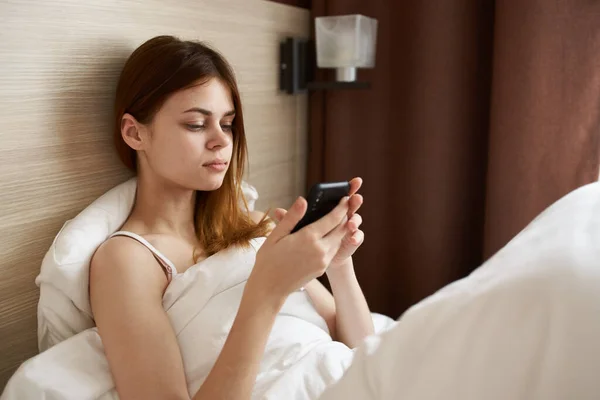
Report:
91,35,374,399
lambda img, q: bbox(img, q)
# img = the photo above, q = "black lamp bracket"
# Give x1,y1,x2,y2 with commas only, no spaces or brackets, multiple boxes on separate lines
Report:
279,37,370,95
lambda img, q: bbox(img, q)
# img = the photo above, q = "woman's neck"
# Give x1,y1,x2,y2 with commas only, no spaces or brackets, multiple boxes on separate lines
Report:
126,173,197,240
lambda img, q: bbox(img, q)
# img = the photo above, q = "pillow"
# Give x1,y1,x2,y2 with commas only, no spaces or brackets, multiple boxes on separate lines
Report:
35,177,260,351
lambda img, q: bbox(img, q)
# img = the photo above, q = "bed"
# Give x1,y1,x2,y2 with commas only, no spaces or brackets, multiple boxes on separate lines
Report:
0,0,310,389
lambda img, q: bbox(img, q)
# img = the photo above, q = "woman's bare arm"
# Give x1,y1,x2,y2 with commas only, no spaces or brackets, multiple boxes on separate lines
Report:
304,260,374,348
325,258,374,348
193,285,284,399
91,238,191,400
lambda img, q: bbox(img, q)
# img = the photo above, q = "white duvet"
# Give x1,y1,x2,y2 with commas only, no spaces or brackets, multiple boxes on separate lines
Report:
2,236,394,400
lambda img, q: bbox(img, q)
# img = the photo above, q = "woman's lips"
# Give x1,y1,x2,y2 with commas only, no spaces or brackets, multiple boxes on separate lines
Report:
203,162,228,172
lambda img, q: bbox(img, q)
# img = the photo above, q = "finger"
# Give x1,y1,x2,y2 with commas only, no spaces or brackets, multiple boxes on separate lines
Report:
350,229,364,246
348,194,363,217
324,214,350,249
308,196,350,237
273,208,287,222
348,177,363,196
346,213,362,232
268,197,307,243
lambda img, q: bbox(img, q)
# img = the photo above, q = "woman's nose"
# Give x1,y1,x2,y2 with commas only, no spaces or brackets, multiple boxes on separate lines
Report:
206,125,231,149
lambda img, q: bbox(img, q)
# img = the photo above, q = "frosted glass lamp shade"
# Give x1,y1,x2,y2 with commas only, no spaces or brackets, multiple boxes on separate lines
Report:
315,14,377,81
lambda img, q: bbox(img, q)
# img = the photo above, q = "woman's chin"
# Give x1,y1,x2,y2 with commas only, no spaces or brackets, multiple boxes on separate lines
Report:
196,176,225,192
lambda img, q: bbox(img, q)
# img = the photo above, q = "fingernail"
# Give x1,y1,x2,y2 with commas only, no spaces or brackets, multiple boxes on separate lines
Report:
294,197,302,209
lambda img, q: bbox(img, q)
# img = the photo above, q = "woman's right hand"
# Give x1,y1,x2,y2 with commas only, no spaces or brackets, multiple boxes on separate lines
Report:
247,196,350,302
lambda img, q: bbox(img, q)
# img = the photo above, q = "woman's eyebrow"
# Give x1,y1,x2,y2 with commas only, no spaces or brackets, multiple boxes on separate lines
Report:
183,107,236,117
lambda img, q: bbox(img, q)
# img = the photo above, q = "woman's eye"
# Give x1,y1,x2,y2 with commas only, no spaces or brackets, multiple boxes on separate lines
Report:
221,125,233,132
186,124,204,131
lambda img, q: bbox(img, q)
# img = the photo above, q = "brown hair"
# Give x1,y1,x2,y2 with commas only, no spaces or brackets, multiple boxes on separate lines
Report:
114,35,270,259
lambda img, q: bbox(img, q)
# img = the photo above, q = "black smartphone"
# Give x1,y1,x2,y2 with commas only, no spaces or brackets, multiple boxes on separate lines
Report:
291,181,351,233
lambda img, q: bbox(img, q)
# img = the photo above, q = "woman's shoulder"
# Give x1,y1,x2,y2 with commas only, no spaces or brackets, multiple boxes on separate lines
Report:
90,236,168,292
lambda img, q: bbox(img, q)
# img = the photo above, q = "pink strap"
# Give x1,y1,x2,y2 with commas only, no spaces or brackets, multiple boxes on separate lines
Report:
109,231,178,281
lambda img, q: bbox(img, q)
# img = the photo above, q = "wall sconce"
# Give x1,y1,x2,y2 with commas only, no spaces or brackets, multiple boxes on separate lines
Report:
280,14,378,95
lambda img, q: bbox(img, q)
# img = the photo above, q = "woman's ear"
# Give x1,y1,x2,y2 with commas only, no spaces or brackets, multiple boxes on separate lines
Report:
121,113,147,151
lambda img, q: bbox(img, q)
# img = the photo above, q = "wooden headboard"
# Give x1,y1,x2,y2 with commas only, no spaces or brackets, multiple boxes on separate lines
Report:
0,0,309,388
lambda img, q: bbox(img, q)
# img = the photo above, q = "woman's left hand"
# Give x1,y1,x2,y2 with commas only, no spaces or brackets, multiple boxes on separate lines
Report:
272,177,365,270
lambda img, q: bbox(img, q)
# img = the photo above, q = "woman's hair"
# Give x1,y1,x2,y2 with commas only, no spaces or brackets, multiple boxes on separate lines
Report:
114,35,270,259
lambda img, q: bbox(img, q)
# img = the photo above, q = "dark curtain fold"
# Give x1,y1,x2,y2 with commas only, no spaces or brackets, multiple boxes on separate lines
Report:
484,1,600,257
309,0,600,318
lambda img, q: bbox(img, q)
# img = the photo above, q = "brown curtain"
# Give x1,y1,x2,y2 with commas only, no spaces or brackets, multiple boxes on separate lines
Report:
309,0,600,318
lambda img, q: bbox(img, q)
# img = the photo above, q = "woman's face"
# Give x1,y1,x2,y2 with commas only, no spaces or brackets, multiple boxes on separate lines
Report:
137,78,235,191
